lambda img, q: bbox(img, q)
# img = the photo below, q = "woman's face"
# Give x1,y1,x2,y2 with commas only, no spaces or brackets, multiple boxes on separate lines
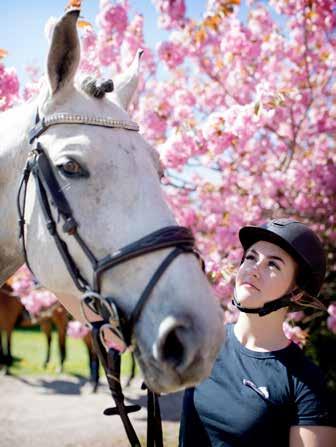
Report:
235,240,297,308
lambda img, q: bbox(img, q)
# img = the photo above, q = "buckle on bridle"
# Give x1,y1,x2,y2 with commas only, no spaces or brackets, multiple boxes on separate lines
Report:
80,292,128,352
63,217,78,235
80,291,103,327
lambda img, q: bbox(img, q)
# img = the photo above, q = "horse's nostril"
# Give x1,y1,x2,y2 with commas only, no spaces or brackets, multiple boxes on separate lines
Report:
160,328,185,368
154,316,193,370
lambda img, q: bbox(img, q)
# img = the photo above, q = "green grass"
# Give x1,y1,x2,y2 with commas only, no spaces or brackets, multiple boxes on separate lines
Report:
8,326,139,377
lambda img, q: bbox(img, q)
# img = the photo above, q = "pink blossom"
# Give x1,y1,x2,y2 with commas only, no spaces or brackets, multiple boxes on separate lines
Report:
10,265,34,296
327,303,336,318
25,64,41,82
23,82,40,101
223,302,239,324
11,276,33,297
201,112,237,154
104,336,127,352
213,280,233,302
248,5,275,36
21,289,58,315
327,316,336,334
152,0,186,29
79,58,100,75
173,104,193,121
283,322,308,348
95,32,122,67
67,321,90,339
287,311,305,322
159,133,196,170
97,2,128,35
157,41,185,69
178,207,197,227
82,28,97,52
141,110,167,142
327,304,336,333
174,89,196,106
0,65,20,110
123,14,145,62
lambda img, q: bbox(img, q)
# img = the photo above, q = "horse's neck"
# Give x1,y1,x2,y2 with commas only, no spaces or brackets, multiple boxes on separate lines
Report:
0,101,36,285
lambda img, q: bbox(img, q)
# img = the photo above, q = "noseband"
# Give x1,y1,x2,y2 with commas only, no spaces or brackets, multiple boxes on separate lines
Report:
17,109,204,447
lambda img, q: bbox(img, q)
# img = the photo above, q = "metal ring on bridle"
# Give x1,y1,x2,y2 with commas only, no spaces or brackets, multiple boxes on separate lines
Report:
80,291,104,328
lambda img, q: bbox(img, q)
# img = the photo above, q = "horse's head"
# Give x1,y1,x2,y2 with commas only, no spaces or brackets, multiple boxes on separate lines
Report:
24,8,224,392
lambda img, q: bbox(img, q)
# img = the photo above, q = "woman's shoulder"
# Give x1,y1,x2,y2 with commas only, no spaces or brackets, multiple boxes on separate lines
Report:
282,344,333,419
285,347,335,427
285,343,325,384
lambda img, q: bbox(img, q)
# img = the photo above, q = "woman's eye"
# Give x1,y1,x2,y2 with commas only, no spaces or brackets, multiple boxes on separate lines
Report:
245,254,255,261
269,261,280,270
57,159,89,178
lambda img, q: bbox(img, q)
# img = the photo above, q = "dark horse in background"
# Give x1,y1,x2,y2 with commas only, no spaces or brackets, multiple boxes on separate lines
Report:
0,283,69,373
0,283,100,389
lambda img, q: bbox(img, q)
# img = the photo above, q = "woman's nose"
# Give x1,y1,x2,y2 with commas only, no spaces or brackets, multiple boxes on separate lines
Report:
250,263,261,278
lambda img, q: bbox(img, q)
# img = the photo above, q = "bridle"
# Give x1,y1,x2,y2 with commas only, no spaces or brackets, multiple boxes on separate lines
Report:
17,108,204,447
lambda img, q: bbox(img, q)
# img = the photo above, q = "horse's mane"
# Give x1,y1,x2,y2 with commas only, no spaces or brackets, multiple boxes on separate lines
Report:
0,101,37,166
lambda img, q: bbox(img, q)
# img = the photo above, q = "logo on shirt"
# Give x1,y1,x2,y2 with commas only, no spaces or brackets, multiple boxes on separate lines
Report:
243,379,269,399
258,386,269,399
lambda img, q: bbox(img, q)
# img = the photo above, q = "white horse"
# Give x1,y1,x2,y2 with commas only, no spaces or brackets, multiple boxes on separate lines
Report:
0,7,224,393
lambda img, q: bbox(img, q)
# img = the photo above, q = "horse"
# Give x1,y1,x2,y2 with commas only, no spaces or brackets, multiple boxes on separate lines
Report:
0,283,102,390
0,284,23,371
0,283,65,371
0,6,224,395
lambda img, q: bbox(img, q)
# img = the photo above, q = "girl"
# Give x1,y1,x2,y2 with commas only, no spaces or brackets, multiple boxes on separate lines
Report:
179,218,336,447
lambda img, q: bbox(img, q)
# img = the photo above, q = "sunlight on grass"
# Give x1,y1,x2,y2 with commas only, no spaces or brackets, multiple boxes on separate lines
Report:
10,327,139,378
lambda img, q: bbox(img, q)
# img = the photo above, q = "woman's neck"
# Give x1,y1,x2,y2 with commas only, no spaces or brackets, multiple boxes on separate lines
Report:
234,310,290,352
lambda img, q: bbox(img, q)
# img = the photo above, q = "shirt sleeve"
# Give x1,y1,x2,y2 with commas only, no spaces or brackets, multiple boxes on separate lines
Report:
291,358,336,427
178,388,212,447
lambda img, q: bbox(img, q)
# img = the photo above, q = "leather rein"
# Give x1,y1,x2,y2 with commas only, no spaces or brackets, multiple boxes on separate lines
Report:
17,109,203,447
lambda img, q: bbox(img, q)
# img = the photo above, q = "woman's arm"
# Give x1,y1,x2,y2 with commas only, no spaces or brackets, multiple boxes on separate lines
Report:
290,426,336,447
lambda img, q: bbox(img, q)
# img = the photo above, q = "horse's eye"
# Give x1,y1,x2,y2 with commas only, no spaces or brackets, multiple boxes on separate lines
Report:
57,159,89,178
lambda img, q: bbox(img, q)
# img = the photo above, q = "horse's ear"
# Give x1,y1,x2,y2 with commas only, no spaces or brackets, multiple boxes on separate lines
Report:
111,49,143,111
46,8,81,96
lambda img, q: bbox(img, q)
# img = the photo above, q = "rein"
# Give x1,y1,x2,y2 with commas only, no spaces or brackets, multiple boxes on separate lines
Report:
17,109,203,447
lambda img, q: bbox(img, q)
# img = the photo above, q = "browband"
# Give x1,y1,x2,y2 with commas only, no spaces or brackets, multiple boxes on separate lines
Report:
29,113,139,144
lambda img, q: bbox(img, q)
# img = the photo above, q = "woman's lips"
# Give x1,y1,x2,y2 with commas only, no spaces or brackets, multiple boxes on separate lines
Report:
241,282,260,291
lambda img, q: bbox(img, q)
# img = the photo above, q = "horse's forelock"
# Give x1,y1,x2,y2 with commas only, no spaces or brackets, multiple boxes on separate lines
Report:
80,76,114,99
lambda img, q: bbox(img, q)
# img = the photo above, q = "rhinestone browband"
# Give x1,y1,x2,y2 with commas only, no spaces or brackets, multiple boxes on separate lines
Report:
29,113,140,144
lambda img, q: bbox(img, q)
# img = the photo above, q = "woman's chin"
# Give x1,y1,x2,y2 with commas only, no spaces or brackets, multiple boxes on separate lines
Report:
236,288,258,302
236,291,263,308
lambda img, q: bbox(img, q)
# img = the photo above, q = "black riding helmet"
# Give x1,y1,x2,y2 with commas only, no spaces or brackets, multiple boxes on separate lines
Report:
232,218,327,316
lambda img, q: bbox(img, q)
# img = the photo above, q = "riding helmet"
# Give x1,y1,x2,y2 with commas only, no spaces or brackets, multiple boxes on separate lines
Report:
239,218,326,297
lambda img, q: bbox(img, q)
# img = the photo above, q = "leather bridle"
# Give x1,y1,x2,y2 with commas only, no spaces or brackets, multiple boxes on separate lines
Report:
17,109,204,447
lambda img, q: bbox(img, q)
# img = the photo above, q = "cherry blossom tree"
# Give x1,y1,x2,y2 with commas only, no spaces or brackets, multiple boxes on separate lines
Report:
1,0,335,383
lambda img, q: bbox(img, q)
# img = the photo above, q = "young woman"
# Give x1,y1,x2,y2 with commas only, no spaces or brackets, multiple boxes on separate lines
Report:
179,218,336,447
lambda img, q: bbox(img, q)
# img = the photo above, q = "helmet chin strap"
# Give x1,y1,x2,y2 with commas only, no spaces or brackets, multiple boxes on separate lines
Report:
232,288,301,317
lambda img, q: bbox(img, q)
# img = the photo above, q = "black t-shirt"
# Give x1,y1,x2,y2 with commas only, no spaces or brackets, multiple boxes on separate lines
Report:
179,324,334,447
